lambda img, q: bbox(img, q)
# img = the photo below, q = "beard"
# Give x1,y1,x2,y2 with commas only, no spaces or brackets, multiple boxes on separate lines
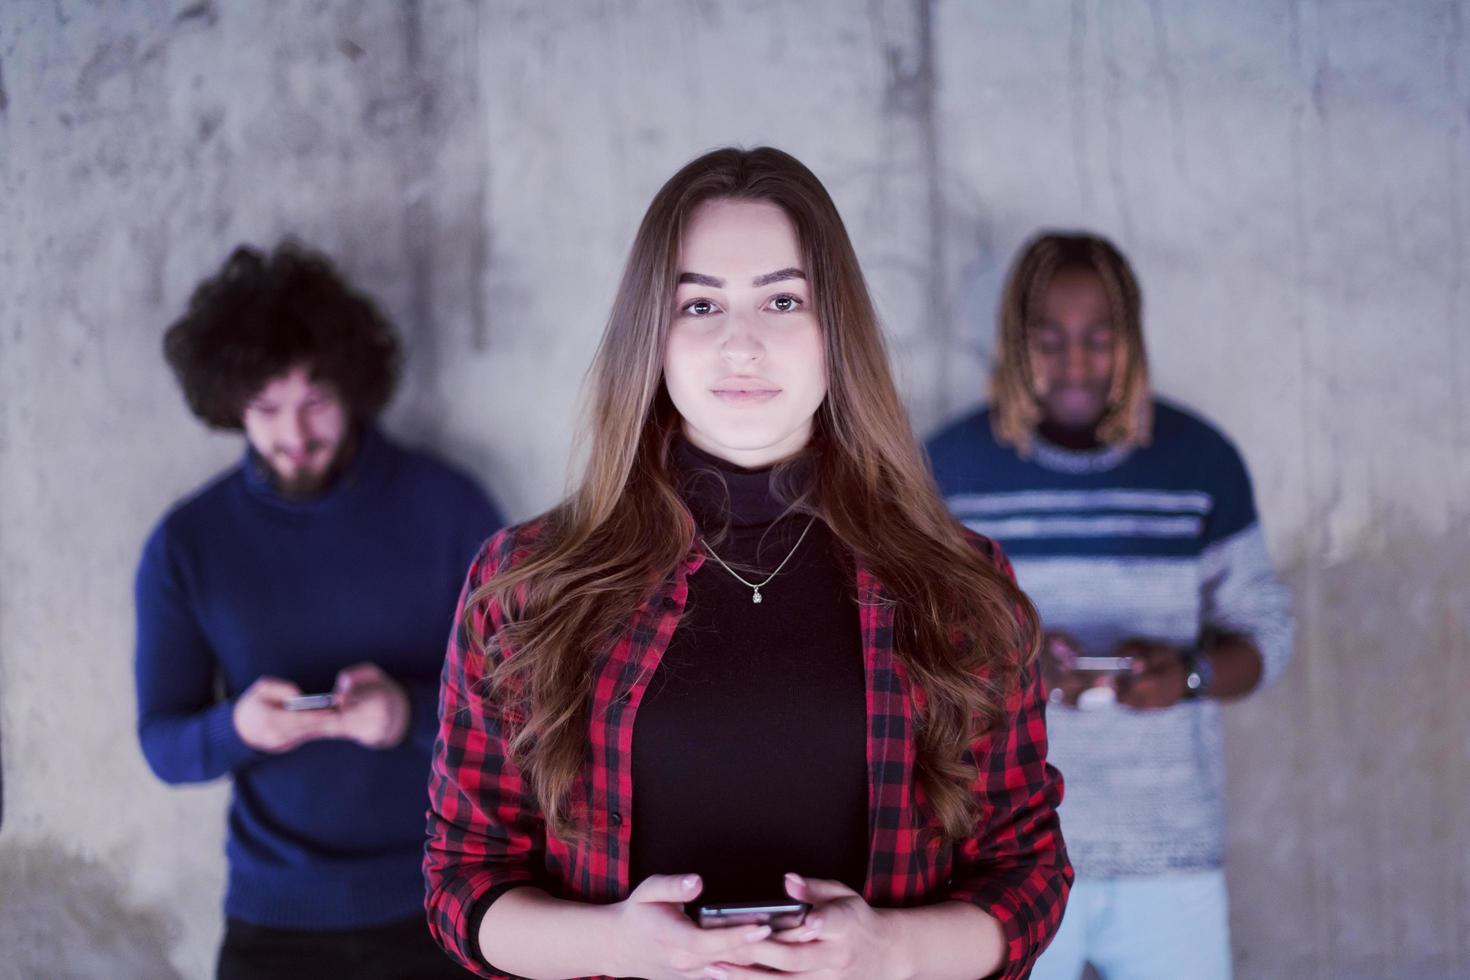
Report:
263,428,358,499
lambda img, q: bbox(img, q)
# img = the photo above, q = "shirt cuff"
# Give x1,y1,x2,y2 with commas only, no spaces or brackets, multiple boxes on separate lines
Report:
944,883,1052,980
429,866,539,978
467,882,533,972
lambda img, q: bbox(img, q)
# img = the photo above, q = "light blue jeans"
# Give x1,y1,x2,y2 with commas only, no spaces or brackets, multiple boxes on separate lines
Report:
1029,870,1232,980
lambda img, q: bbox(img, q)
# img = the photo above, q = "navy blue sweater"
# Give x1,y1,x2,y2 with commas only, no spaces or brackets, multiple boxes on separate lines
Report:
134,426,503,929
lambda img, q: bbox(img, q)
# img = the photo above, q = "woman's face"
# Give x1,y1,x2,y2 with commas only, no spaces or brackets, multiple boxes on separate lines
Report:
663,198,827,469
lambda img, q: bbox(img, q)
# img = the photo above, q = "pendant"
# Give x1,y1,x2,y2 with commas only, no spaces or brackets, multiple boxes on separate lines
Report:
752,587,763,604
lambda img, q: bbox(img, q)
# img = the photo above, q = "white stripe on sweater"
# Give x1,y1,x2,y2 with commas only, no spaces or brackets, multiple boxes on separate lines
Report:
963,514,1204,539
947,488,1213,516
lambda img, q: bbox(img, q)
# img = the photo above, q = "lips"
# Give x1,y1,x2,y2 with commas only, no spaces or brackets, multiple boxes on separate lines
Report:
711,376,781,404
276,445,325,468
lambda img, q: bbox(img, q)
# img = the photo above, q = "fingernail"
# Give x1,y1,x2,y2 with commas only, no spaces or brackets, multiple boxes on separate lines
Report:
744,925,771,942
785,872,804,886
682,874,699,890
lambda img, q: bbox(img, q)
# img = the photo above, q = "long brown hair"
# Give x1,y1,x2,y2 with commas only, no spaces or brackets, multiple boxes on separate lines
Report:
471,147,1038,841
990,231,1152,453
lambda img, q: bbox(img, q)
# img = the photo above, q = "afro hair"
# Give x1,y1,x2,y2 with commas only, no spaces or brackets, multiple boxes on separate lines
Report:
163,241,402,429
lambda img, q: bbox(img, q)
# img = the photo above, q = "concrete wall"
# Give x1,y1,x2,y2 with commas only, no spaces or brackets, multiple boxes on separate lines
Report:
1,2,1464,977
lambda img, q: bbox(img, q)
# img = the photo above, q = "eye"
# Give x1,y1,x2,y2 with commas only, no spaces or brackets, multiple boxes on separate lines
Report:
1086,326,1116,352
767,293,804,313
1029,329,1064,355
681,298,719,317
248,404,278,417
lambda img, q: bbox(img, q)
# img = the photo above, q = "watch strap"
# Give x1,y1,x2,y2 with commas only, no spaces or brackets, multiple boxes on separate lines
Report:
1181,647,1213,699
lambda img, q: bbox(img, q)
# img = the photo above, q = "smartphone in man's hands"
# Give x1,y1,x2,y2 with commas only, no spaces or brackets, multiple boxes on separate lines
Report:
282,692,337,711
1072,655,1134,673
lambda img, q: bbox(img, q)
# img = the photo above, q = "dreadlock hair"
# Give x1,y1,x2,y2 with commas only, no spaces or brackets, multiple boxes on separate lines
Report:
990,231,1152,455
163,241,401,429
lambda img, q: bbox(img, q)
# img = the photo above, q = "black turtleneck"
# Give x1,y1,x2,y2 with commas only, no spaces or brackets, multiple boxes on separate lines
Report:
629,440,869,904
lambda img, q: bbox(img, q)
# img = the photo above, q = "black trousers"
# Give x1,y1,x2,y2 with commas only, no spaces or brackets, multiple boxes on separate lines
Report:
217,914,474,980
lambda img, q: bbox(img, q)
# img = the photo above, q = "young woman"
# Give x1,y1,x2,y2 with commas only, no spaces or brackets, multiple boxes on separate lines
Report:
425,147,1071,980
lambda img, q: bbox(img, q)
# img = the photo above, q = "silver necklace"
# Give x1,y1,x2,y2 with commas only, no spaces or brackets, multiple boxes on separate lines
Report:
700,516,817,605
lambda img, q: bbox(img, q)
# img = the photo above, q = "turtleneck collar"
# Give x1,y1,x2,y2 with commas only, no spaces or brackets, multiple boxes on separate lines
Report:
674,438,814,532
242,423,388,515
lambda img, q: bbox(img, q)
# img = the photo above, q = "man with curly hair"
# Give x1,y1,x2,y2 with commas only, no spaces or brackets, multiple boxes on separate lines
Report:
134,241,502,978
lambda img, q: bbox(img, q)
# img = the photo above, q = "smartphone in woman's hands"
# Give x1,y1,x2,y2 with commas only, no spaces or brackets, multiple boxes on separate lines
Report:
692,900,810,929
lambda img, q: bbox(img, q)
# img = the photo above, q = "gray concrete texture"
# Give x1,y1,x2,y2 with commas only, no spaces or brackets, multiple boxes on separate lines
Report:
0,1,1465,977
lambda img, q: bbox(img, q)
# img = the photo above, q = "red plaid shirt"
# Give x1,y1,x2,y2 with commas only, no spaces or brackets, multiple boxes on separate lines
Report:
426,519,1071,980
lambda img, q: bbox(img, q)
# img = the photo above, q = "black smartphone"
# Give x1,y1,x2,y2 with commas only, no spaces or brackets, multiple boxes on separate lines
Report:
692,901,810,930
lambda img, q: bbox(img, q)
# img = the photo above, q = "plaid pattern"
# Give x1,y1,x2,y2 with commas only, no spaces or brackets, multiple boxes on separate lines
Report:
426,519,1071,979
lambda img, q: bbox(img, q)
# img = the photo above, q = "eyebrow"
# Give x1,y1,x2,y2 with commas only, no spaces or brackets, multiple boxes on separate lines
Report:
1033,319,1114,329
678,272,724,287
677,267,808,289
753,267,806,287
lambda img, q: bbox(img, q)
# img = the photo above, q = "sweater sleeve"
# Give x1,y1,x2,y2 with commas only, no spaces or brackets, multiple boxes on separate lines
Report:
134,523,260,783
1198,442,1296,686
424,527,546,978
404,481,509,756
944,540,1073,980
402,677,446,755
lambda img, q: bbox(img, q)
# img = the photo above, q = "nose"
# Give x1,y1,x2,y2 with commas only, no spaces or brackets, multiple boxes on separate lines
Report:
1061,340,1090,384
278,408,310,451
720,310,764,367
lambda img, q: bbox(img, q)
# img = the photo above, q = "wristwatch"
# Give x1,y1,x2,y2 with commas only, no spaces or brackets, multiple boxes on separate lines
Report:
1181,648,1214,700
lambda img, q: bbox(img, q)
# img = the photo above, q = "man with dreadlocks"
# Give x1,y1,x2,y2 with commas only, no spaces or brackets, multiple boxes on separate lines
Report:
926,231,1293,979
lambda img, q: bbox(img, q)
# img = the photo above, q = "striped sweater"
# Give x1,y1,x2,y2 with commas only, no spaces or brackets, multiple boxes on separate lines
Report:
926,399,1293,877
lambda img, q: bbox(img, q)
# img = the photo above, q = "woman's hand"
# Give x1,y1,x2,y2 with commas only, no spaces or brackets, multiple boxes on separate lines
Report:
721,873,906,980
607,874,774,980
